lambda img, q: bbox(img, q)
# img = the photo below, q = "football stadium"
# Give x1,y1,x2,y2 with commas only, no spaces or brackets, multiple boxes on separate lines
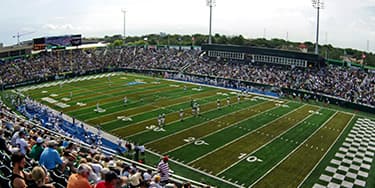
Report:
0,0,374,188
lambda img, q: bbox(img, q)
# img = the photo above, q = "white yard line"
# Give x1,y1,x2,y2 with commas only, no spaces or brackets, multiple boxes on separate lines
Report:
215,106,319,176
144,100,268,145
18,72,120,92
282,98,358,117
14,73,362,188
108,95,220,132
296,114,355,188
68,84,170,114
123,96,249,139
146,149,244,188
164,102,281,154
187,104,307,165
97,91,216,126
248,110,338,188
166,78,281,100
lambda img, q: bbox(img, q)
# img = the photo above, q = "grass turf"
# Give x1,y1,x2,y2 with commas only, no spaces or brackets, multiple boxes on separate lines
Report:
9,72,374,188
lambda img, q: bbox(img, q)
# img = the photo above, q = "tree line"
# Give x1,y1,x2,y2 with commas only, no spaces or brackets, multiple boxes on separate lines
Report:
95,34,374,67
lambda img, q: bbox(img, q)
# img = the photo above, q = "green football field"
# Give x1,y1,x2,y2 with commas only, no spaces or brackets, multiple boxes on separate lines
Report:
13,72,375,187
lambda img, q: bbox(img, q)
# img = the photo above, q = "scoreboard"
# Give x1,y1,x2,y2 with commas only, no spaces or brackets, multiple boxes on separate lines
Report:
33,34,82,50
33,37,46,51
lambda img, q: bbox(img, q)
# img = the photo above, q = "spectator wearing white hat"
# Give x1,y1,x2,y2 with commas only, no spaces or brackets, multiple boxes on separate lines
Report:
30,137,44,161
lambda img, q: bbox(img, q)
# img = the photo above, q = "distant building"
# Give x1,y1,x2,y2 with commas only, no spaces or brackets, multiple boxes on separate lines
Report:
202,44,325,68
0,44,32,59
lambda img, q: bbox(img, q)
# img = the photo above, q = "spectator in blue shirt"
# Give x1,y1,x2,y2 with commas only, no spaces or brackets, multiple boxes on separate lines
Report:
39,140,65,171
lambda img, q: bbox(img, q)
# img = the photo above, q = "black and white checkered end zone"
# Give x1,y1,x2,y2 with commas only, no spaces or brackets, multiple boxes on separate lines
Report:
313,118,375,188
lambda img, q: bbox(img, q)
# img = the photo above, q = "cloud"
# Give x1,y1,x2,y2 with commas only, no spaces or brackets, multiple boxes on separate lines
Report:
42,24,75,30
0,0,373,52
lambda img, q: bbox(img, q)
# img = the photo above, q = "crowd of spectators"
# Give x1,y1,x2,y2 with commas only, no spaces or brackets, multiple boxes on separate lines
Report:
0,99,194,188
0,46,373,187
0,46,373,106
186,60,375,106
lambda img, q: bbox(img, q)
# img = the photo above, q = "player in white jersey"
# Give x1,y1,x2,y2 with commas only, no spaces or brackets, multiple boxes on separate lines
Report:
227,97,230,106
217,99,221,110
237,95,241,103
196,103,200,116
179,109,184,122
158,114,162,127
123,96,128,105
96,102,100,112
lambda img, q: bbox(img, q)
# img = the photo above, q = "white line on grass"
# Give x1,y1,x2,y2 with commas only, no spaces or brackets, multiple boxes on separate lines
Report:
164,101,281,154
18,72,121,92
144,100,269,146
167,78,281,100
249,111,348,187
68,84,171,114
247,109,336,187
107,93,229,132
296,114,355,188
215,105,319,176
124,96,252,139
83,86,196,122
146,148,244,188
187,104,306,166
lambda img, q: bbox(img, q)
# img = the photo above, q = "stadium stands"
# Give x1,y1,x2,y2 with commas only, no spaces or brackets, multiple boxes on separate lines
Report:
0,46,373,108
0,99,207,187
0,46,373,187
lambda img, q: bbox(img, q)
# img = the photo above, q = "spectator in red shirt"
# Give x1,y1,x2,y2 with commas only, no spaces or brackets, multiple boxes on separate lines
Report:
95,171,119,188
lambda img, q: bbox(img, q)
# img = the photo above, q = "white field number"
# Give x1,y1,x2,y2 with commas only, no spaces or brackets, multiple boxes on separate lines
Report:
183,137,209,145
238,153,263,163
145,125,165,132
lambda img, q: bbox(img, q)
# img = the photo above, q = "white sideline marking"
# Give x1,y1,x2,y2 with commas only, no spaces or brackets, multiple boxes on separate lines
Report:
100,92,216,128
124,95,247,139
146,149,243,188
18,72,122,92
297,114,355,188
216,106,319,176
145,100,268,146
187,104,306,166
248,110,338,187
165,101,281,154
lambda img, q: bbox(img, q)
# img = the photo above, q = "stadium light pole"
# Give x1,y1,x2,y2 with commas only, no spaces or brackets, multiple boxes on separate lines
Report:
312,0,324,55
121,9,126,41
207,0,216,44
367,40,370,52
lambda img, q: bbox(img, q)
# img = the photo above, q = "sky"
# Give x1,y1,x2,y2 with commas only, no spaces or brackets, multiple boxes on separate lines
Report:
0,0,374,52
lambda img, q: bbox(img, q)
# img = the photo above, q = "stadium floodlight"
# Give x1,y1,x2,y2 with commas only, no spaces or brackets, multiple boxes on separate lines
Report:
312,0,324,55
121,9,126,40
207,0,216,44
